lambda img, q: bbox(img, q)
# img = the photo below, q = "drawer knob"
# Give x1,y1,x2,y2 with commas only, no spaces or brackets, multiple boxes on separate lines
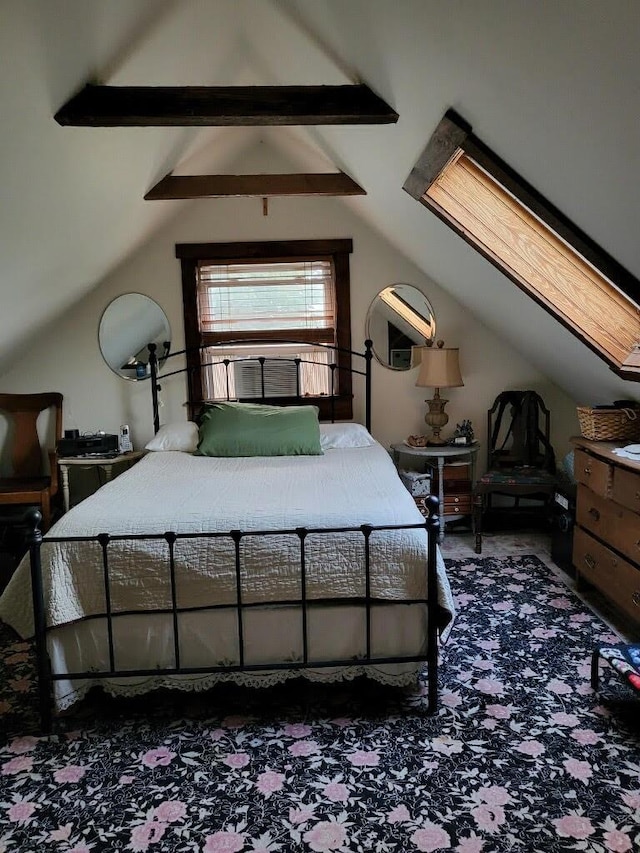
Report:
584,466,592,475
584,553,596,570
632,592,640,607
588,507,600,522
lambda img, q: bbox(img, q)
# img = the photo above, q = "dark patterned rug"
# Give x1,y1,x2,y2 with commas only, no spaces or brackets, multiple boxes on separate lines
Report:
1,555,639,852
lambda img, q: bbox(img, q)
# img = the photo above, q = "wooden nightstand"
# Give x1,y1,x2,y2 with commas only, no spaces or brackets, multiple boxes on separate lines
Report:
390,443,479,542
57,451,145,513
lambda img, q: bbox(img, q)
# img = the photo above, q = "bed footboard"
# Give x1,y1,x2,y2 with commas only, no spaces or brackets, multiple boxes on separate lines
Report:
26,498,441,733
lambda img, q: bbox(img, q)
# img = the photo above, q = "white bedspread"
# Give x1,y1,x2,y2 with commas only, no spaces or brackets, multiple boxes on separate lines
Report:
0,443,454,638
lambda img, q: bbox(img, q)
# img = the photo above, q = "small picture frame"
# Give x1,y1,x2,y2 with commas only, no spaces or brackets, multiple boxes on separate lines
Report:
390,349,411,370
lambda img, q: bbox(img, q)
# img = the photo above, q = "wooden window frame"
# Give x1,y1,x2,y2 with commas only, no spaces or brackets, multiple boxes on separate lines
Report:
176,238,354,419
404,110,640,381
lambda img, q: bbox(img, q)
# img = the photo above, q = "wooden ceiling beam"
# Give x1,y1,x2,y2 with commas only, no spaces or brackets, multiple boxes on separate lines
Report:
54,84,398,127
144,172,366,200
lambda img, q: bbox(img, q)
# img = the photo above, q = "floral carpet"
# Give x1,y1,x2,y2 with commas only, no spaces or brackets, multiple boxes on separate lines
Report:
1,555,639,853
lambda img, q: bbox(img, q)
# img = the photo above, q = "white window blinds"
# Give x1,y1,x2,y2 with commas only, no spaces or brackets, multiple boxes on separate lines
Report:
197,259,336,341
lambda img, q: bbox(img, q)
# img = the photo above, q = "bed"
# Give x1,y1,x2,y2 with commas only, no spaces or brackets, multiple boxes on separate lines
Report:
0,342,454,731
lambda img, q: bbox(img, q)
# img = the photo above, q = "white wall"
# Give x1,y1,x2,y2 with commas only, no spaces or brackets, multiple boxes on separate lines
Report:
0,190,579,472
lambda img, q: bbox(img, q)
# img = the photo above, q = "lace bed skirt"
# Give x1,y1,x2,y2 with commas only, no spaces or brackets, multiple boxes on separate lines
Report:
48,602,430,711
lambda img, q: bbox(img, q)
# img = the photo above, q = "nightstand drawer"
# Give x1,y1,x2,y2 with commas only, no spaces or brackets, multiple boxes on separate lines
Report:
443,494,473,513
414,497,431,518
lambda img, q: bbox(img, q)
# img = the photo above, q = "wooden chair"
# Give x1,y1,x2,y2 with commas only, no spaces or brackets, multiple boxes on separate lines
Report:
473,390,557,554
0,393,63,532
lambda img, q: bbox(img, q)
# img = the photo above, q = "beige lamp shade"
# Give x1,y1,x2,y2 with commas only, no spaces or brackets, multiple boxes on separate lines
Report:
414,343,464,389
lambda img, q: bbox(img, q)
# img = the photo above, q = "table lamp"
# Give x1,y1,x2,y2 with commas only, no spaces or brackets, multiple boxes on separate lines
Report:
414,340,464,445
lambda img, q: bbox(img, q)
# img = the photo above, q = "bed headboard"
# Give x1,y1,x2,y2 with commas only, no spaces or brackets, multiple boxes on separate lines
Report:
147,339,373,435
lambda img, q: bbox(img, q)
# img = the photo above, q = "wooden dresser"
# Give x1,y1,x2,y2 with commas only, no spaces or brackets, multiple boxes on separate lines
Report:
572,437,640,627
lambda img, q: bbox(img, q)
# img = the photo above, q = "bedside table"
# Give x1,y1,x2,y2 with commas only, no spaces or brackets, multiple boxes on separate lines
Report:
57,451,145,513
390,443,479,542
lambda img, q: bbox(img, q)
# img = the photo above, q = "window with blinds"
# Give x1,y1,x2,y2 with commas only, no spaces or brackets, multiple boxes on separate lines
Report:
196,259,336,342
196,259,336,397
176,239,354,418
404,110,640,380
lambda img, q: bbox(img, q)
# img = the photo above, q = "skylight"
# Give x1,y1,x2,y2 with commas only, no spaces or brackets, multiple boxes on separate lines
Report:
404,110,640,380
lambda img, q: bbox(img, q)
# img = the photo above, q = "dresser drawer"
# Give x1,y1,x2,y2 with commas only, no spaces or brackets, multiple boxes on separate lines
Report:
612,467,640,515
576,484,615,539
574,448,612,497
577,484,640,566
573,527,640,623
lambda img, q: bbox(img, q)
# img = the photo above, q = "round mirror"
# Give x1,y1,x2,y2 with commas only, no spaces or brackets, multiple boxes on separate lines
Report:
98,294,171,381
366,284,436,370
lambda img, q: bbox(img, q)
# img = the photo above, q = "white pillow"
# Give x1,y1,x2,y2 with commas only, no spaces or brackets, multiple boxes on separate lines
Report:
145,422,199,452
319,422,377,450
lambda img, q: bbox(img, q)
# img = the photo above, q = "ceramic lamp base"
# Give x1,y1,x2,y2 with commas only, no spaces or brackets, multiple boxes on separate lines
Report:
424,389,449,444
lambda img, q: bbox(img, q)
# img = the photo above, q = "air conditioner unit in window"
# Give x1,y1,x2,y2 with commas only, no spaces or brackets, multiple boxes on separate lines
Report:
233,359,299,398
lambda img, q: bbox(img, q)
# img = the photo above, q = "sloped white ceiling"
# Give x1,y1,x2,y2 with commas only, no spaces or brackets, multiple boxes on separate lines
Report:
1,0,639,405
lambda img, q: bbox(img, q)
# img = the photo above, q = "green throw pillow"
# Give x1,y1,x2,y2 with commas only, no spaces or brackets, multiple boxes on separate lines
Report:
196,402,322,457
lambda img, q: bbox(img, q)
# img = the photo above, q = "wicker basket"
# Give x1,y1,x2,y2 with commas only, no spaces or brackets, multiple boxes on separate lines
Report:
576,406,640,441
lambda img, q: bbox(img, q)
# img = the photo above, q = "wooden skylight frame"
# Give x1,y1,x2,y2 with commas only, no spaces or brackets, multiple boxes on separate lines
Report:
404,110,640,381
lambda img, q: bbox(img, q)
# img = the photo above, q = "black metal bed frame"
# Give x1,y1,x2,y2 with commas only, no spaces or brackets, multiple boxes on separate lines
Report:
146,337,373,433
26,340,441,733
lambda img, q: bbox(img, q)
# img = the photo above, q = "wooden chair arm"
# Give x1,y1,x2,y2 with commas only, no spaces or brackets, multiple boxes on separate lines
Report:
48,450,59,494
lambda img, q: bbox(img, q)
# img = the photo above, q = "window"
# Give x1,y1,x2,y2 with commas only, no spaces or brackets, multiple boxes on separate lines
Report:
404,110,640,380
176,239,354,419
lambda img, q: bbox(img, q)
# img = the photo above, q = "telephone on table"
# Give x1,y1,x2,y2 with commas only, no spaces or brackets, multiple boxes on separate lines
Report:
119,424,133,453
